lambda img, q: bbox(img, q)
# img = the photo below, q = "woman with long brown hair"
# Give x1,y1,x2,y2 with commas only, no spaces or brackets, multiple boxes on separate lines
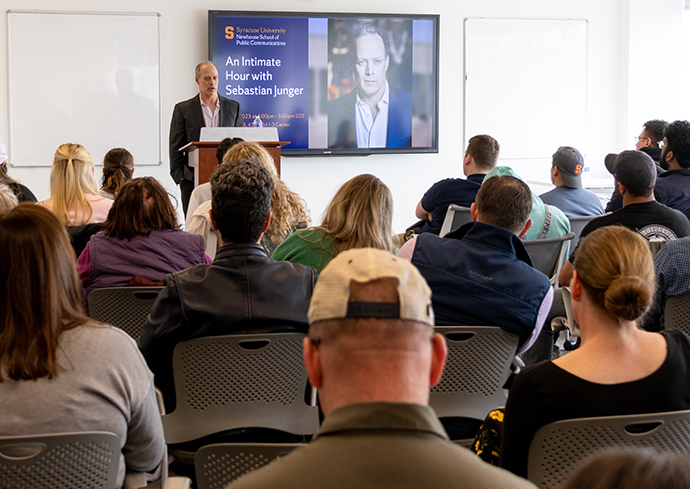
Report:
78,177,209,301
0,203,164,488
271,173,394,272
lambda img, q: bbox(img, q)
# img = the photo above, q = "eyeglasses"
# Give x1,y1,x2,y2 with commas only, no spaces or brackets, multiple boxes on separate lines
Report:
634,136,651,142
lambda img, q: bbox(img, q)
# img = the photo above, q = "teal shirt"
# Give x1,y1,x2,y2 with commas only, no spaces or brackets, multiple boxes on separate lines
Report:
271,229,338,273
483,166,571,240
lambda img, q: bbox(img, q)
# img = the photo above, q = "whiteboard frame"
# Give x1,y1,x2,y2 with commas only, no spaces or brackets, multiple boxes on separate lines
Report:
7,10,163,167
463,18,588,162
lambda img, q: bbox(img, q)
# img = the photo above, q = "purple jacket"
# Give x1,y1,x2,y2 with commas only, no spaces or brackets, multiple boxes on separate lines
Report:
79,229,207,302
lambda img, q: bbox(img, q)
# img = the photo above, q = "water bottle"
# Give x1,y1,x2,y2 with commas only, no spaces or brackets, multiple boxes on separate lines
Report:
252,115,263,127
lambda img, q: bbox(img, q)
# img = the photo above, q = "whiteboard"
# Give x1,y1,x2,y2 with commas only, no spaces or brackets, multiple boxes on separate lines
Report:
464,18,587,160
7,10,162,167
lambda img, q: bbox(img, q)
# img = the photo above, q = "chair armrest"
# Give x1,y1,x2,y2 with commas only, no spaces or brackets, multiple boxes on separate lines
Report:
123,472,148,489
163,476,192,489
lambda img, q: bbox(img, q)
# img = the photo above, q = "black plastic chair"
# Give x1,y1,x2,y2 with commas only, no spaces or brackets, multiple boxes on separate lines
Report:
88,286,163,340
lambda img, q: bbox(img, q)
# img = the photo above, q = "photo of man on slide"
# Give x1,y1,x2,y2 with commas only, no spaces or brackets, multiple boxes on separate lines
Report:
328,23,412,149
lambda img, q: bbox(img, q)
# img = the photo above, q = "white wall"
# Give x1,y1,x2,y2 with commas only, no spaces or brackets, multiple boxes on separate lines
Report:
618,0,685,153
0,0,675,233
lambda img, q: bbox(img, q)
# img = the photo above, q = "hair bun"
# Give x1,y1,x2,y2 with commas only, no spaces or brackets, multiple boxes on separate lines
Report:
603,276,653,321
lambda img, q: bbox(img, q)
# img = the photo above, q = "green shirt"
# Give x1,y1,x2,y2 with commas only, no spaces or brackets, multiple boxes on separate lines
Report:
229,402,537,489
271,229,338,273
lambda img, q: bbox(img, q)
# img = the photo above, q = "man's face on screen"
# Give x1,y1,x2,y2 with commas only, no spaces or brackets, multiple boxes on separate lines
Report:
196,64,218,100
354,34,389,102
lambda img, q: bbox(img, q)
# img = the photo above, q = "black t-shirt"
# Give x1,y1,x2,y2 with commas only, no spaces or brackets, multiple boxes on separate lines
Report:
569,200,690,262
500,329,690,478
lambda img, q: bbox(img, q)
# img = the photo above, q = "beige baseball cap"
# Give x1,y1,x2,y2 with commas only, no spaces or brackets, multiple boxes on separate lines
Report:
308,248,434,326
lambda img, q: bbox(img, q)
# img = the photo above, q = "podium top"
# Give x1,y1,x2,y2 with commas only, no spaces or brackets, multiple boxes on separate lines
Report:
180,141,291,152
200,126,279,142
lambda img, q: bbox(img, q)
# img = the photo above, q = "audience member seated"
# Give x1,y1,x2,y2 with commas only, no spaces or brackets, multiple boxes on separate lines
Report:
228,248,535,489
559,150,690,286
412,134,499,236
0,183,18,212
39,143,113,225
0,204,164,489
78,177,209,304
398,175,553,352
644,235,690,331
501,226,690,478
100,147,134,199
0,139,37,202
539,146,604,217
653,120,690,219
139,158,317,412
562,449,690,489
484,166,570,240
186,140,309,255
185,137,243,219
272,174,394,273
605,119,668,212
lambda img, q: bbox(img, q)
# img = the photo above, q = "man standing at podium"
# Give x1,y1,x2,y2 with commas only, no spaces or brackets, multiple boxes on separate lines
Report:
169,61,243,215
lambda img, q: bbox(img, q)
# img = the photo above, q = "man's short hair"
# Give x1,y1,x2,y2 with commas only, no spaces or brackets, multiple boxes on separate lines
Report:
349,24,389,68
466,135,500,171
195,60,215,78
216,137,244,163
475,175,532,234
210,159,274,243
643,120,669,147
665,120,690,169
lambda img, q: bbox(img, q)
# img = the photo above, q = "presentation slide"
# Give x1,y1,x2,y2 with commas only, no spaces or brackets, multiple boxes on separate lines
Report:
209,12,439,156
213,16,309,148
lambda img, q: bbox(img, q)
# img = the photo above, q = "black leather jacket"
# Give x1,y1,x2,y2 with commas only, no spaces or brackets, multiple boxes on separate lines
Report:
138,243,317,411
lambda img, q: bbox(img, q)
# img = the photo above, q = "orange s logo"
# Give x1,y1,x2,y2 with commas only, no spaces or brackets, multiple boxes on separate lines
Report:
225,26,234,39
574,164,582,175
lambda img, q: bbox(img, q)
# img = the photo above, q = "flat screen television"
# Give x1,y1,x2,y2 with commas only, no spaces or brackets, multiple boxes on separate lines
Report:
209,11,439,156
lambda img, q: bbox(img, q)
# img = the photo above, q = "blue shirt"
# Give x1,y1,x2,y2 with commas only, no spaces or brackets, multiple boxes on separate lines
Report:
417,174,485,235
645,236,690,330
654,169,690,220
539,186,604,217
401,221,553,351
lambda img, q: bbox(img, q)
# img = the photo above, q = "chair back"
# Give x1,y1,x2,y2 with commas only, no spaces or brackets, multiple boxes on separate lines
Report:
430,326,518,420
195,443,301,489
665,292,690,335
648,239,669,257
527,410,690,489
162,333,319,445
439,204,473,237
523,232,575,285
206,230,218,260
0,431,120,489
561,286,580,337
567,215,597,251
88,286,163,340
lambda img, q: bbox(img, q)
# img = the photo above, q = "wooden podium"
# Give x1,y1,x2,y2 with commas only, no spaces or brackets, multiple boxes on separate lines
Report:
181,141,290,186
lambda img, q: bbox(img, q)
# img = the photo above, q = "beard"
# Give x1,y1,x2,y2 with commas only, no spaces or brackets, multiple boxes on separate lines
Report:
659,146,670,170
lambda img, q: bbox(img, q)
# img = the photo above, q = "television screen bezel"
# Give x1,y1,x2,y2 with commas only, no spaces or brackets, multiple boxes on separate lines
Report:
208,10,440,157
